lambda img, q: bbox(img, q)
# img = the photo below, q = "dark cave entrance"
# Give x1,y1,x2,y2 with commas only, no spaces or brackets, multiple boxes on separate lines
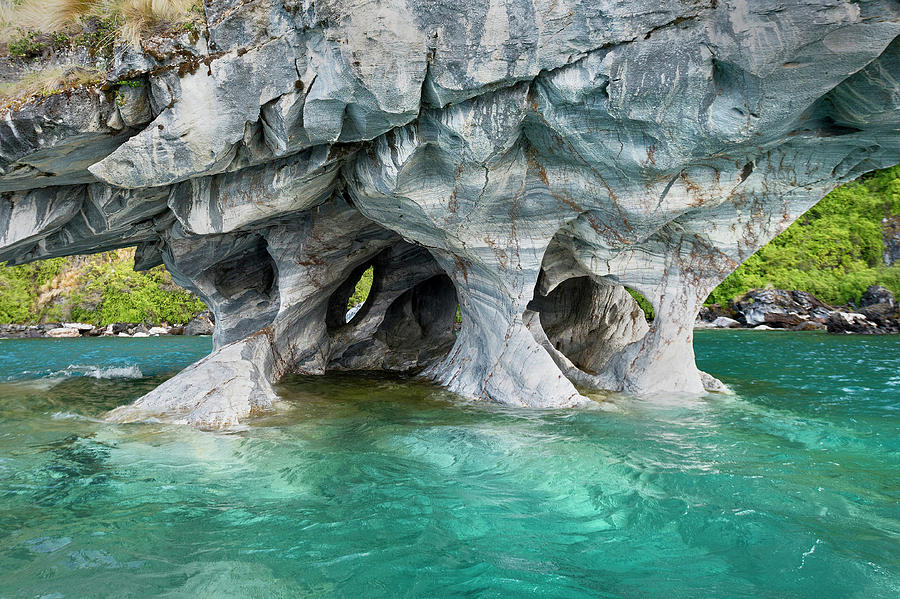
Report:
324,246,460,372
528,273,651,376
374,274,459,359
211,238,278,301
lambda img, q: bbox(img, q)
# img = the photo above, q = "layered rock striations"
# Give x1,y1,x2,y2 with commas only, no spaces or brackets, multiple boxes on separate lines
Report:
2,0,900,426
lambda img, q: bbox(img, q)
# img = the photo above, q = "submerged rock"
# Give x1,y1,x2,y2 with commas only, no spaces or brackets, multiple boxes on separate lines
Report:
1,0,900,425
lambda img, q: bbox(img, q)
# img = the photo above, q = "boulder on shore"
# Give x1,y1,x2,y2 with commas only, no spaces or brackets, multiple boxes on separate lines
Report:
732,289,833,328
857,285,900,333
46,327,81,338
0,321,193,339
826,311,880,334
712,317,741,329
696,304,739,326
184,312,215,336
860,285,896,309
111,323,131,334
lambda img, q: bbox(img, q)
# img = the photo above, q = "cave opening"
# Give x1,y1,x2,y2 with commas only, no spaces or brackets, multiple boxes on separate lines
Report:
346,265,374,322
377,274,458,352
328,273,460,372
624,287,655,322
211,238,277,301
325,260,381,332
528,274,651,377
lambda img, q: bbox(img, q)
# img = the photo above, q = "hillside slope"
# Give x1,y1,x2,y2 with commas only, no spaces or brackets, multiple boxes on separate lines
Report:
706,165,900,307
0,248,205,324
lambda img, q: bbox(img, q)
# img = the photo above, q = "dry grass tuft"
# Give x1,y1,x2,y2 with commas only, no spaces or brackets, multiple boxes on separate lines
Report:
109,0,198,46
0,65,103,111
37,264,84,308
2,0,198,47
0,1,16,39
16,0,95,33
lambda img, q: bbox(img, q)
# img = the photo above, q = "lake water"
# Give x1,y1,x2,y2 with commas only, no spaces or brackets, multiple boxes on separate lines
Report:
0,332,897,597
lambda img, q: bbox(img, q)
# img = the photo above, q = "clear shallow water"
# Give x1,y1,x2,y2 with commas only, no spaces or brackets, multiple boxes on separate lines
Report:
0,332,897,598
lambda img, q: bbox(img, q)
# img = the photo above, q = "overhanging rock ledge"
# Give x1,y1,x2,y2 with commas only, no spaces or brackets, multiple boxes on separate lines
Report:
2,0,899,427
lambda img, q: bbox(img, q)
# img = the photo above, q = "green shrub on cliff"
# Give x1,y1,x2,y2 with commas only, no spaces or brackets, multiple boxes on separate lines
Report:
0,257,66,322
0,249,204,324
706,165,900,306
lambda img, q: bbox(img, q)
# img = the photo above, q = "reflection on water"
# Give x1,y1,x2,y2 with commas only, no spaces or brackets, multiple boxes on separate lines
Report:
0,332,898,597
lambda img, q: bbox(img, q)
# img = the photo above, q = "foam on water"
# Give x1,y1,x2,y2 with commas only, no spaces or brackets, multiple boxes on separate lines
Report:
4,364,142,382
76,364,143,379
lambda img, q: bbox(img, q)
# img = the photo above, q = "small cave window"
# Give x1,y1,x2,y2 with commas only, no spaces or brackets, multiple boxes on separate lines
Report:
625,287,655,322
346,265,374,323
326,261,379,332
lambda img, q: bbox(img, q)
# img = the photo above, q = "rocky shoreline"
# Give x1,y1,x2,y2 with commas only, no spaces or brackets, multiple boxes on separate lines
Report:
0,311,214,339
696,285,899,334
6,285,898,340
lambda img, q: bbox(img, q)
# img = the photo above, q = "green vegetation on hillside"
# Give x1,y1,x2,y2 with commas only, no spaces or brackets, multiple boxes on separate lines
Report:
348,266,373,310
0,248,206,324
706,165,900,307
0,255,66,323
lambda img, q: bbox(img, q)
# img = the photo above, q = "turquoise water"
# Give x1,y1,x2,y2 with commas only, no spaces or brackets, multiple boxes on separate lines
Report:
0,332,897,597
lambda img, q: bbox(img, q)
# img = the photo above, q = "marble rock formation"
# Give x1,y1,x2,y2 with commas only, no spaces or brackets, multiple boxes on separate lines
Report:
2,0,900,426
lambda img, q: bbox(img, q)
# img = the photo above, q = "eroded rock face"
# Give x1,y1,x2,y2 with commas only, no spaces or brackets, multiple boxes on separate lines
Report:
2,0,900,426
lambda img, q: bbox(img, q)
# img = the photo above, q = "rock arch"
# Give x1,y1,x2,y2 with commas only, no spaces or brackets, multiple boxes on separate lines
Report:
0,0,898,426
